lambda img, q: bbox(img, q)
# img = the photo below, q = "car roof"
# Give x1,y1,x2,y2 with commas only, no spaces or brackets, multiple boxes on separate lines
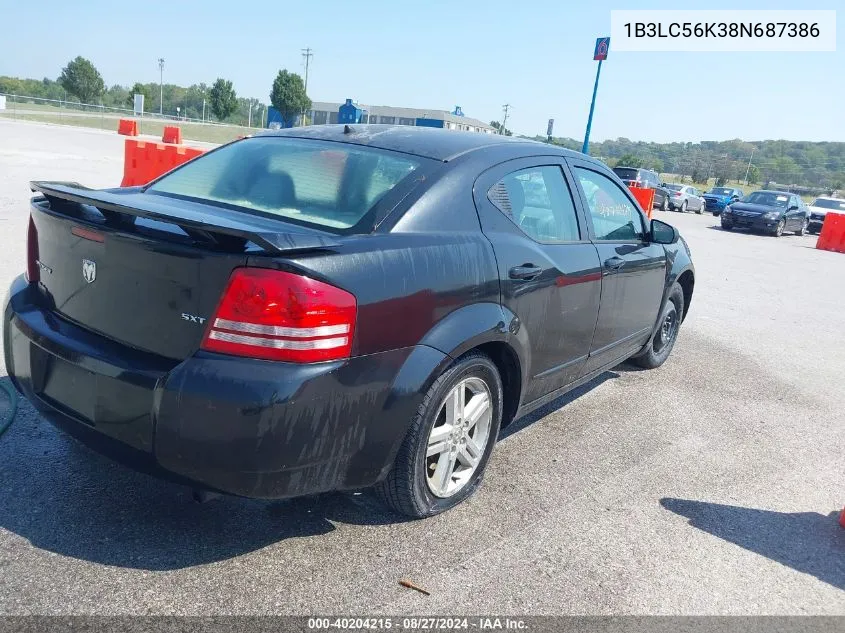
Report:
814,196,845,201
751,189,795,196
254,124,598,164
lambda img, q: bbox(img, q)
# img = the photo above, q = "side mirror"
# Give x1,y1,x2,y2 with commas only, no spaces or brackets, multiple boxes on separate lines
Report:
788,204,799,211
650,219,678,244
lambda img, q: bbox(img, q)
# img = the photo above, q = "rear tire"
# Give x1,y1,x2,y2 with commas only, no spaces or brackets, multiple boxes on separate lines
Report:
631,283,684,370
680,200,688,213
375,352,503,518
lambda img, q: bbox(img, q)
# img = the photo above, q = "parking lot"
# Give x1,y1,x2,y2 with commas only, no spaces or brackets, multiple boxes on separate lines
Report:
0,119,843,615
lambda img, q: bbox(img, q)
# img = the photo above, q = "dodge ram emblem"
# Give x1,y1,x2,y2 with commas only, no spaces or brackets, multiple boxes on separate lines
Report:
82,259,97,284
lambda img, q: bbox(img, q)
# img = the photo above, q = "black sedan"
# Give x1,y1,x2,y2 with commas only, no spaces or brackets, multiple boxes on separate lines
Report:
721,190,809,236
3,126,695,518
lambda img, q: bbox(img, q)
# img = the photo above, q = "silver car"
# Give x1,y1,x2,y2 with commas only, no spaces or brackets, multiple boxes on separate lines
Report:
665,184,706,214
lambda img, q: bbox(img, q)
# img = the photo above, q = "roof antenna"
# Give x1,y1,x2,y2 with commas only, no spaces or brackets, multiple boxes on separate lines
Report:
344,124,354,134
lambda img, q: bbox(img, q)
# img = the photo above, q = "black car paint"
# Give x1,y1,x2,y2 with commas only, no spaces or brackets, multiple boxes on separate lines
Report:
721,191,808,234
4,126,695,499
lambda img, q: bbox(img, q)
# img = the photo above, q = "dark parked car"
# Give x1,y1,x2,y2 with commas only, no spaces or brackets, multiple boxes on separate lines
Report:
721,190,809,236
4,126,695,518
703,187,743,216
611,167,671,211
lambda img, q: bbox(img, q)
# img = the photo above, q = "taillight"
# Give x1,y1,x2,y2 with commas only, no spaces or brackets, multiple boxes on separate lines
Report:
674,192,682,197
26,215,39,283
201,268,357,363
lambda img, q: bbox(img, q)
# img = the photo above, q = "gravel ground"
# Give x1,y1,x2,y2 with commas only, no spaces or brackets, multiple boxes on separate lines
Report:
0,119,843,615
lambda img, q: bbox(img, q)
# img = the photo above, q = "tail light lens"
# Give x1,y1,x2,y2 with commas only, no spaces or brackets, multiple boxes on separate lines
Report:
201,268,356,363
26,215,39,283
674,192,682,197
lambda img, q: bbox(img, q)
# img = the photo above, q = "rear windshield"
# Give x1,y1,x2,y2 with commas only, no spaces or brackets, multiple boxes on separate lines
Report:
665,184,683,191
612,168,639,180
146,136,422,231
812,198,845,210
710,188,733,195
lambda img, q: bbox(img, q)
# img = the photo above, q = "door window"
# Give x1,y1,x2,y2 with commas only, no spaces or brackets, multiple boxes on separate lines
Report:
575,168,646,241
487,166,581,242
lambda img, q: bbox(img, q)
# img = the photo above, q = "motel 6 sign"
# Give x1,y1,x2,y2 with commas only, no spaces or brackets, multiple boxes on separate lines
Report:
594,37,610,60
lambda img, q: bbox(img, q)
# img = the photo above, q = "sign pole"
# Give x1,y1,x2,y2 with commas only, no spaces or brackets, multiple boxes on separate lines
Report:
582,60,602,154
583,37,609,155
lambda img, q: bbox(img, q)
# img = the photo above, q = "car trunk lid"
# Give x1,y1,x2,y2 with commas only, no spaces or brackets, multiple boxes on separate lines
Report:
28,182,341,360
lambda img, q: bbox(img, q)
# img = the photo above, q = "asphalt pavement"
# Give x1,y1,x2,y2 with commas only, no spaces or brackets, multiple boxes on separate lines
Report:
0,120,843,615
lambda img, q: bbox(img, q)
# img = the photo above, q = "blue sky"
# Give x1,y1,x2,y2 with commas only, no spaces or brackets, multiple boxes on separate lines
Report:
1,0,841,142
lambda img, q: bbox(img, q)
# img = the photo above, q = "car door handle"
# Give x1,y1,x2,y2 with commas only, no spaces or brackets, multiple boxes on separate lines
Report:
604,257,625,271
509,264,543,280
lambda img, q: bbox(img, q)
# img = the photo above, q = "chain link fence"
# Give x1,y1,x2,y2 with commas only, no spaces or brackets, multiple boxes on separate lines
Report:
0,93,257,144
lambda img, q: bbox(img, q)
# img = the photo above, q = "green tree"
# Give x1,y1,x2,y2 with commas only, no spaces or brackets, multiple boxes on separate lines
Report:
746,164,761,185
270,70,311,127
616,153,643,168
126,82,150,108
209,78,238,121
490,120,512,136
58,56,104,104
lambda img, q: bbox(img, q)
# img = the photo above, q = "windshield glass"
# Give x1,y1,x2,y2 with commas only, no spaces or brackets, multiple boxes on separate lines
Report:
811,198,845,210
665,184,683,191
612,168,639,180
147,137,422,232
743,192,789,207
710,188,733,196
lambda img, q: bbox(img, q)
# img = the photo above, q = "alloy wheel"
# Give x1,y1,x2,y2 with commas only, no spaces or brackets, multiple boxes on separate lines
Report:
425,377,492,498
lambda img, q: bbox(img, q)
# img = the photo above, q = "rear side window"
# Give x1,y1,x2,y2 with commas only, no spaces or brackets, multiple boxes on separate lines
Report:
147,137,421,232
575,167,645,241
487,166,581,242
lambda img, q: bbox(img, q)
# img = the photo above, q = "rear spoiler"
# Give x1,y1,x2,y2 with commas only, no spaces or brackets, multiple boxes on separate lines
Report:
29,181,342,254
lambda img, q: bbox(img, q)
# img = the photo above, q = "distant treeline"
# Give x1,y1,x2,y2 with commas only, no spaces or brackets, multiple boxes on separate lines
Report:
0,75,267,126
540,135,845,192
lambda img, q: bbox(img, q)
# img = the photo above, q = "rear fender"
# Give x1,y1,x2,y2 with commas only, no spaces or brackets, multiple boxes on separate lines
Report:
375,302,530,479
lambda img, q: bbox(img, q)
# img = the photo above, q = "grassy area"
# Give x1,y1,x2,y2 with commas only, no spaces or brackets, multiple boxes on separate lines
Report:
0,109,254,145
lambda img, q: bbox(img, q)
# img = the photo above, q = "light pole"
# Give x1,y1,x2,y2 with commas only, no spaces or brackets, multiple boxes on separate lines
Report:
744,150,755,185
157,58,165,116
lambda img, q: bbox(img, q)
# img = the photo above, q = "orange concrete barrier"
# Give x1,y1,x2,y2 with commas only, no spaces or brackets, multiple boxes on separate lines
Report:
117,119,138,136
162,126,183,144
628,186,655,219
120,139,205,187
816,212,845,253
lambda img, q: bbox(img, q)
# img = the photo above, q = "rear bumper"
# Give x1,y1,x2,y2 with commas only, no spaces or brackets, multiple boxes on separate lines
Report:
4,276,446,498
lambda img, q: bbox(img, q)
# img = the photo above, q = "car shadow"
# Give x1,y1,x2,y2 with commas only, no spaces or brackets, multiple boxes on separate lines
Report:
0,367,618,571
660,498,845,591
0,397,409,571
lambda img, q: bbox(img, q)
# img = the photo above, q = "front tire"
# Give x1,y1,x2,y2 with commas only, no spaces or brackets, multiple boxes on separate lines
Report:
662,196,669,212
375,352,503,518
631,283,684,369
796,217,808,236
773,219,785,237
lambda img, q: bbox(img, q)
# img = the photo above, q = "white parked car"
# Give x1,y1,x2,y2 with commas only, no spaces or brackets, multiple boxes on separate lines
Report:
806,196,845,234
